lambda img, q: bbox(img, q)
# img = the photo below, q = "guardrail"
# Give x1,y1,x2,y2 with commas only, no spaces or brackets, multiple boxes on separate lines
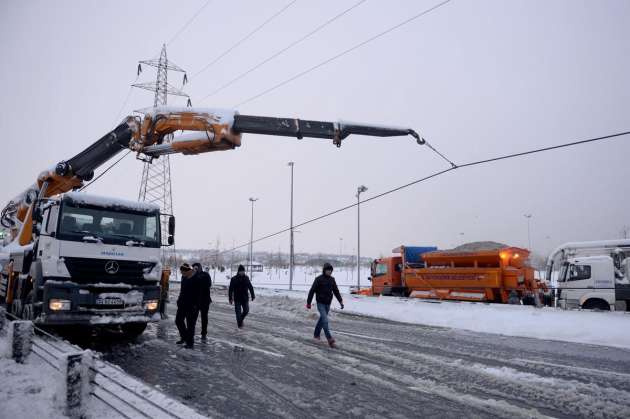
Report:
1,308,206,419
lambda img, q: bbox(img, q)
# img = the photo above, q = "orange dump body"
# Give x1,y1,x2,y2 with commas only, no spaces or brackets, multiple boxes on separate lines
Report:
405,247,540,303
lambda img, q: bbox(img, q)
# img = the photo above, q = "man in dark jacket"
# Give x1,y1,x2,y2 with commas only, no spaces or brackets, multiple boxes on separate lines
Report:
192,262,212,340
228,265,255,328
175,263,199,348
307,262,344,348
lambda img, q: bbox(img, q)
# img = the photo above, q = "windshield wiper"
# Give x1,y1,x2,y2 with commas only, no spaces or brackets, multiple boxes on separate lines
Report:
111,234,146,247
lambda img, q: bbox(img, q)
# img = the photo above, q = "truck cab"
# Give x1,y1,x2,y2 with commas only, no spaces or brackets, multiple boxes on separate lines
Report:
370,245,437,296
557,255,630,311
0,192,174,336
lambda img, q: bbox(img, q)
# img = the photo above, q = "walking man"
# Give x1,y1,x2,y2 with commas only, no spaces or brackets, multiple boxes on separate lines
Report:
193,262,212,340
175,263,199,349
228,265,255,329
307,262,344,348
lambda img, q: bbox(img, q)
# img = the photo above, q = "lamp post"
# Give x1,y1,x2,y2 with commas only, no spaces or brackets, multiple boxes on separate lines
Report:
356,185,368,289
524,214,532,250
249,197,258,279
288,162,295,291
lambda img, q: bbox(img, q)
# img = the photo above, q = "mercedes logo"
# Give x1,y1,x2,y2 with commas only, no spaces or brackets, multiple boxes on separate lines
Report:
104,260,119,275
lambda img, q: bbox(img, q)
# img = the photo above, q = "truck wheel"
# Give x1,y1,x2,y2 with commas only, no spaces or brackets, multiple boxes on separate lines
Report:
583,299,610,311
121,322,147,338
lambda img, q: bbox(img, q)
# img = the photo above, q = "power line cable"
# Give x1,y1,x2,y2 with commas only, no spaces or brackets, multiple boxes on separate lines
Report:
166,0,213,46
217,129,630,255
197,0,368,103
234,0,453,107
190,0,298,80
79,150,133,192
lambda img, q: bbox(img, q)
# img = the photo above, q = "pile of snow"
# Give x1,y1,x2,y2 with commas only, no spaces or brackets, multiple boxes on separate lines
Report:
255,288,630,350
450,241,508,251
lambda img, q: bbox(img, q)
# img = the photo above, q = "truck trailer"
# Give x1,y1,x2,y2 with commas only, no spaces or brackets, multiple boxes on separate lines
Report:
369,245,547,304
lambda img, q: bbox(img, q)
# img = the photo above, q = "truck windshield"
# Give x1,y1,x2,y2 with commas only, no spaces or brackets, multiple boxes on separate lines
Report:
374,263,388,276
57,202,160,248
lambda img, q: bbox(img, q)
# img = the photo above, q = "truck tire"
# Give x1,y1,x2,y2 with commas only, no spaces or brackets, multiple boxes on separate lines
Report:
582,299,610,311
121,322,147,338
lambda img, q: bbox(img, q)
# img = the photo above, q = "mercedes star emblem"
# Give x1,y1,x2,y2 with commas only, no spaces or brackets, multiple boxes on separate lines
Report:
104,260,119,275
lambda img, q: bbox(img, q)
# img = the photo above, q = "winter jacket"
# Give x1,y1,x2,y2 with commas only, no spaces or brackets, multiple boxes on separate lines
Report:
197,270,212,308
307,274,343,306
177,272,200,309
229,274,255,303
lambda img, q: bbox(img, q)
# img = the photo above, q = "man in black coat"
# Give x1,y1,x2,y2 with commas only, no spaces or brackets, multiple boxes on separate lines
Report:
228,265,255,328
307,262,344,348
175,263,200,348
192,262,212,340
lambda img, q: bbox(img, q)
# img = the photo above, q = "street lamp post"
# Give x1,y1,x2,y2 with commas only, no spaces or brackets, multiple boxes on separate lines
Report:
288,162,295,291
356,185,368,289
249,197,258,279
524,214,532,250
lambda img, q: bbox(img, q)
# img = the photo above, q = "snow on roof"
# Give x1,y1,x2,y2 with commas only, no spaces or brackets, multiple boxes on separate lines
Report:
136,106,237,127
63,192,160,212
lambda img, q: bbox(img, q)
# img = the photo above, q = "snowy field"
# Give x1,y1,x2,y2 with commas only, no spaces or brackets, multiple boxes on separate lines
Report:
252,288,630,350
206,265,370,293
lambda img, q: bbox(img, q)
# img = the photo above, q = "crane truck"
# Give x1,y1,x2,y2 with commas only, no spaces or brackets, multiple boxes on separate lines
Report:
0,106,422,336
369,244,547,304
546,239,630,311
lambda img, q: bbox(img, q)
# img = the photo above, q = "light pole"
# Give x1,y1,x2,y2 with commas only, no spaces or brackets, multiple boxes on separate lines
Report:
249,197,258,279
356,185,368,289
288,162,295,291
524,214,532,250
339,237,343,258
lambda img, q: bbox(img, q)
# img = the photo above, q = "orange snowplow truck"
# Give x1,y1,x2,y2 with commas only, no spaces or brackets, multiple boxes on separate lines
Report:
369,245,547,304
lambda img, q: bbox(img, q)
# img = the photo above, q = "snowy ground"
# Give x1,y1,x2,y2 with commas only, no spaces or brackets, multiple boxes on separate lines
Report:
75,285,630,419
201,265,371,293
257,288,630,350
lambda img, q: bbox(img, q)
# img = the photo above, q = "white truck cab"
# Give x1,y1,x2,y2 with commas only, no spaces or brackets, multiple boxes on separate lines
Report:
0,192,174,336
549,240,630,311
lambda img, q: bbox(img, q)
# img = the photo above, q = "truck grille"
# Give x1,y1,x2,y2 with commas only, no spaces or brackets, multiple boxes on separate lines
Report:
63,257,156,285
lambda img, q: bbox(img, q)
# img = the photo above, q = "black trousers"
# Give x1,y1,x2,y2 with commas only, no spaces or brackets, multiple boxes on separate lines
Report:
234,300,249,327
199,304,209,336
175,304,199,346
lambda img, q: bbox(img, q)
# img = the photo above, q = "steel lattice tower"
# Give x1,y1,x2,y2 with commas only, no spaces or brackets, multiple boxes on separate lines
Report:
133,45,189,268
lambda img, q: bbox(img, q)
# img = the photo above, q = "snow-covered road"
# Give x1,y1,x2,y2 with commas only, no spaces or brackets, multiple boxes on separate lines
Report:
84,286,630,418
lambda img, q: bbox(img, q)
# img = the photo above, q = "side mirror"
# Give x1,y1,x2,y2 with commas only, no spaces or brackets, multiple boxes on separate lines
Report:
168,235,174,246
168,216,175,236
367,276,372,282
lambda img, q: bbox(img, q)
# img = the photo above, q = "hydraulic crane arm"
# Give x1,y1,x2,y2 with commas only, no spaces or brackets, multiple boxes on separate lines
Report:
2,106,422,245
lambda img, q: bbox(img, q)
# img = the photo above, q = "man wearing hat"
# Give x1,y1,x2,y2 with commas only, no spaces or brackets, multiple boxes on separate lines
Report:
228,264,255,329
307,262,344,348
175,263,200,348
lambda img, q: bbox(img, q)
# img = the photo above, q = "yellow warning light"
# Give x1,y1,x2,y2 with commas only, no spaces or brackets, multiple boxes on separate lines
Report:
499,252,509,260
513,253,520,259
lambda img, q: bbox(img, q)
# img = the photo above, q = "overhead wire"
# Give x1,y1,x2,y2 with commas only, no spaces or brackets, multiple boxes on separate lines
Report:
79,150,133,192
217,129,630,256
166,0,213,47
196,0,368,103
190,0,299,80
234,0,453,107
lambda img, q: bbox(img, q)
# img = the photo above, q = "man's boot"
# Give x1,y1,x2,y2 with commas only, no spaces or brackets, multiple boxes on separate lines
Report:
327,338,336,348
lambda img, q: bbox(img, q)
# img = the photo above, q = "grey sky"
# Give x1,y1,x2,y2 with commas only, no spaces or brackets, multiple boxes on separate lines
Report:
1,0,629,258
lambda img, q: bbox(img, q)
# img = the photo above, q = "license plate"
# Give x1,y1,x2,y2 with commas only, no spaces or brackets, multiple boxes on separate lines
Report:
96,297,124,306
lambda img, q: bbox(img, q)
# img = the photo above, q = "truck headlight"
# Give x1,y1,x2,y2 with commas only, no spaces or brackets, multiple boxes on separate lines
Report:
143,300,159,311
49,299,71,311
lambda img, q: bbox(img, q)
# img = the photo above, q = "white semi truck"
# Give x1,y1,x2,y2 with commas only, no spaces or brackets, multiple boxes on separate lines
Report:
0,106,421,336
546,239,630,311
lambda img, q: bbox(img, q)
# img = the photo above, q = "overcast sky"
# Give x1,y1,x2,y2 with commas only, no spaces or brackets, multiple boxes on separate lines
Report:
1,0,629,258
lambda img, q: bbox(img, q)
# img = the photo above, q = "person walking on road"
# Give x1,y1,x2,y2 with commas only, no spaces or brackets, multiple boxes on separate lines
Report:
307,262,344,348
175,263,200,349
193,262,212,340
229,265,255,329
